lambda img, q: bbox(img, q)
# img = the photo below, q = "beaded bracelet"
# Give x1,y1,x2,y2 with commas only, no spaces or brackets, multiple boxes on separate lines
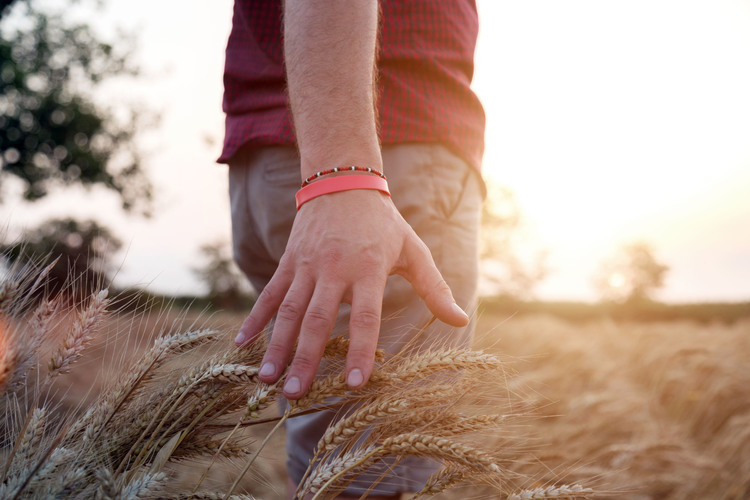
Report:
295,175,390,210
301,165,386,187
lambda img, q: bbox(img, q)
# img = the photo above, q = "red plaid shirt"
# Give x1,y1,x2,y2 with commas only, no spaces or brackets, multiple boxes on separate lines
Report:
219,0,485,172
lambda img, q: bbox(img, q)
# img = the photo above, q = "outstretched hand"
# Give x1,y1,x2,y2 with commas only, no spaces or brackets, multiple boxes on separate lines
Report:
233,188,469,399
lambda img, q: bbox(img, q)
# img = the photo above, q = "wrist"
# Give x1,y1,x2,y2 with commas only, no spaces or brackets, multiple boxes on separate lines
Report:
299,147,382,182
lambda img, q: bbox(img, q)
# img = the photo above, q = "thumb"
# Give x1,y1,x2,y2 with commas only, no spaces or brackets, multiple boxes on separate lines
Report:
399,236,469,327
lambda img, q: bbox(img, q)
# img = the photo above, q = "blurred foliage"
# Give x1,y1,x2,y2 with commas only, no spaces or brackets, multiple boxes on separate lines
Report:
1,217,122,298
192,241,254,311
593,241,670,303
481,182,547,299
0,0,152,215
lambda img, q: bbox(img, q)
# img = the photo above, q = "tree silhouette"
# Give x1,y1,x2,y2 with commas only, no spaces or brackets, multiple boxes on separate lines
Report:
192,241,254,311
594,242,669,303
1,218,122,297
0,0,152,214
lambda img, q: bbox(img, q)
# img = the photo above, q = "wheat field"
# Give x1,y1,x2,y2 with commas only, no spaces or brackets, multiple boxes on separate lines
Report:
1,272,748,499
469,312,750,499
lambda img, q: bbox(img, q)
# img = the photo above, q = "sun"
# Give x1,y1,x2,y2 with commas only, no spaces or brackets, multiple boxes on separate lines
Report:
607,273,627,290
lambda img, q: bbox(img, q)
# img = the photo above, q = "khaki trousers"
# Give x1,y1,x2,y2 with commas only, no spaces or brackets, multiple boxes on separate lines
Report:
228,143,482,496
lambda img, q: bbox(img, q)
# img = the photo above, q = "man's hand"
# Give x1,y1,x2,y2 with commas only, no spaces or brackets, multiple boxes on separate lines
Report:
234,189,469,399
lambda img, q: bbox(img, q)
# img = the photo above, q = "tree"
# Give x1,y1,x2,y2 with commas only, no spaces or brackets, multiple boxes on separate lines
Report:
0,0,152,214
481,182,547,299
593,242,669,303
192,241,254,311
1,218,122,297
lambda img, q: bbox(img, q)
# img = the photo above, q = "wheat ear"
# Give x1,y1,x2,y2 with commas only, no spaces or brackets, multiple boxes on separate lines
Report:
374,349,504,385
166,493,258,499
316,379,479,455
319,399,411,452
306,432,502,499
323,335,386,363
291,349,499,411
190,383,277,495
47,289,110,380
0,257,58,314
300,446,378,499
507,484,594,499
413,465,466,498
378,433,501,472
70,329,222,444
7,407,47,478
0,298,57,396
119,471,168,499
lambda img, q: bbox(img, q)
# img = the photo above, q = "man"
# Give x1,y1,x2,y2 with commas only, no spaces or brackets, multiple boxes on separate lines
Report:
220,1,485,497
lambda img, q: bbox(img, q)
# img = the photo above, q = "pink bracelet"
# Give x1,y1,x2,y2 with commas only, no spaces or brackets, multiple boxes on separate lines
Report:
295,175,390,210
301,166,386,187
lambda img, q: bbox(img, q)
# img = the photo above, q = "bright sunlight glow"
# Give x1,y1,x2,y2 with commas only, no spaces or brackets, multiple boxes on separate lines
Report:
4,0,750,303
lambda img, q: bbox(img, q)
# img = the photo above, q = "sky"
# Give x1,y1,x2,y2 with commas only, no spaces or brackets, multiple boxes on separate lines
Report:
4,0,750,302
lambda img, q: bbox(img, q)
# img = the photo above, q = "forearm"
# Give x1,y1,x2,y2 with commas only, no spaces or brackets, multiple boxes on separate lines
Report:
284,0,382,179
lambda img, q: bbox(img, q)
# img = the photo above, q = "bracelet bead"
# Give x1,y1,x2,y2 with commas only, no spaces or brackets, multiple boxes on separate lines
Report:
301,165,386,187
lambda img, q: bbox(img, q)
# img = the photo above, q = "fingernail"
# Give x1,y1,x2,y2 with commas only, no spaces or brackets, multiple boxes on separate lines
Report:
347,368,363,388
284,376,301,394
234,331,247,345
259,362,275,378
452,303,468,319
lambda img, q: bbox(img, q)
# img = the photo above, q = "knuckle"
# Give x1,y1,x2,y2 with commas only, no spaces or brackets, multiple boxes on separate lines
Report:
257,284,275,302
350,309,381,332
322,247,344,266
264,342,288,361
358,260,386,281
358,248,384,268
240,314,261,333
397,239,432,278
435,277,452,292
311,246,343,274
347,344,375,363
277,300,304,322
304,306,332,332
423,277,451,301
413,237,432,258
291,351,320,374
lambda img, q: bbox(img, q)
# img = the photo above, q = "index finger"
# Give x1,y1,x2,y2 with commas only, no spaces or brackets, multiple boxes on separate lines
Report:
235,269,293,347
